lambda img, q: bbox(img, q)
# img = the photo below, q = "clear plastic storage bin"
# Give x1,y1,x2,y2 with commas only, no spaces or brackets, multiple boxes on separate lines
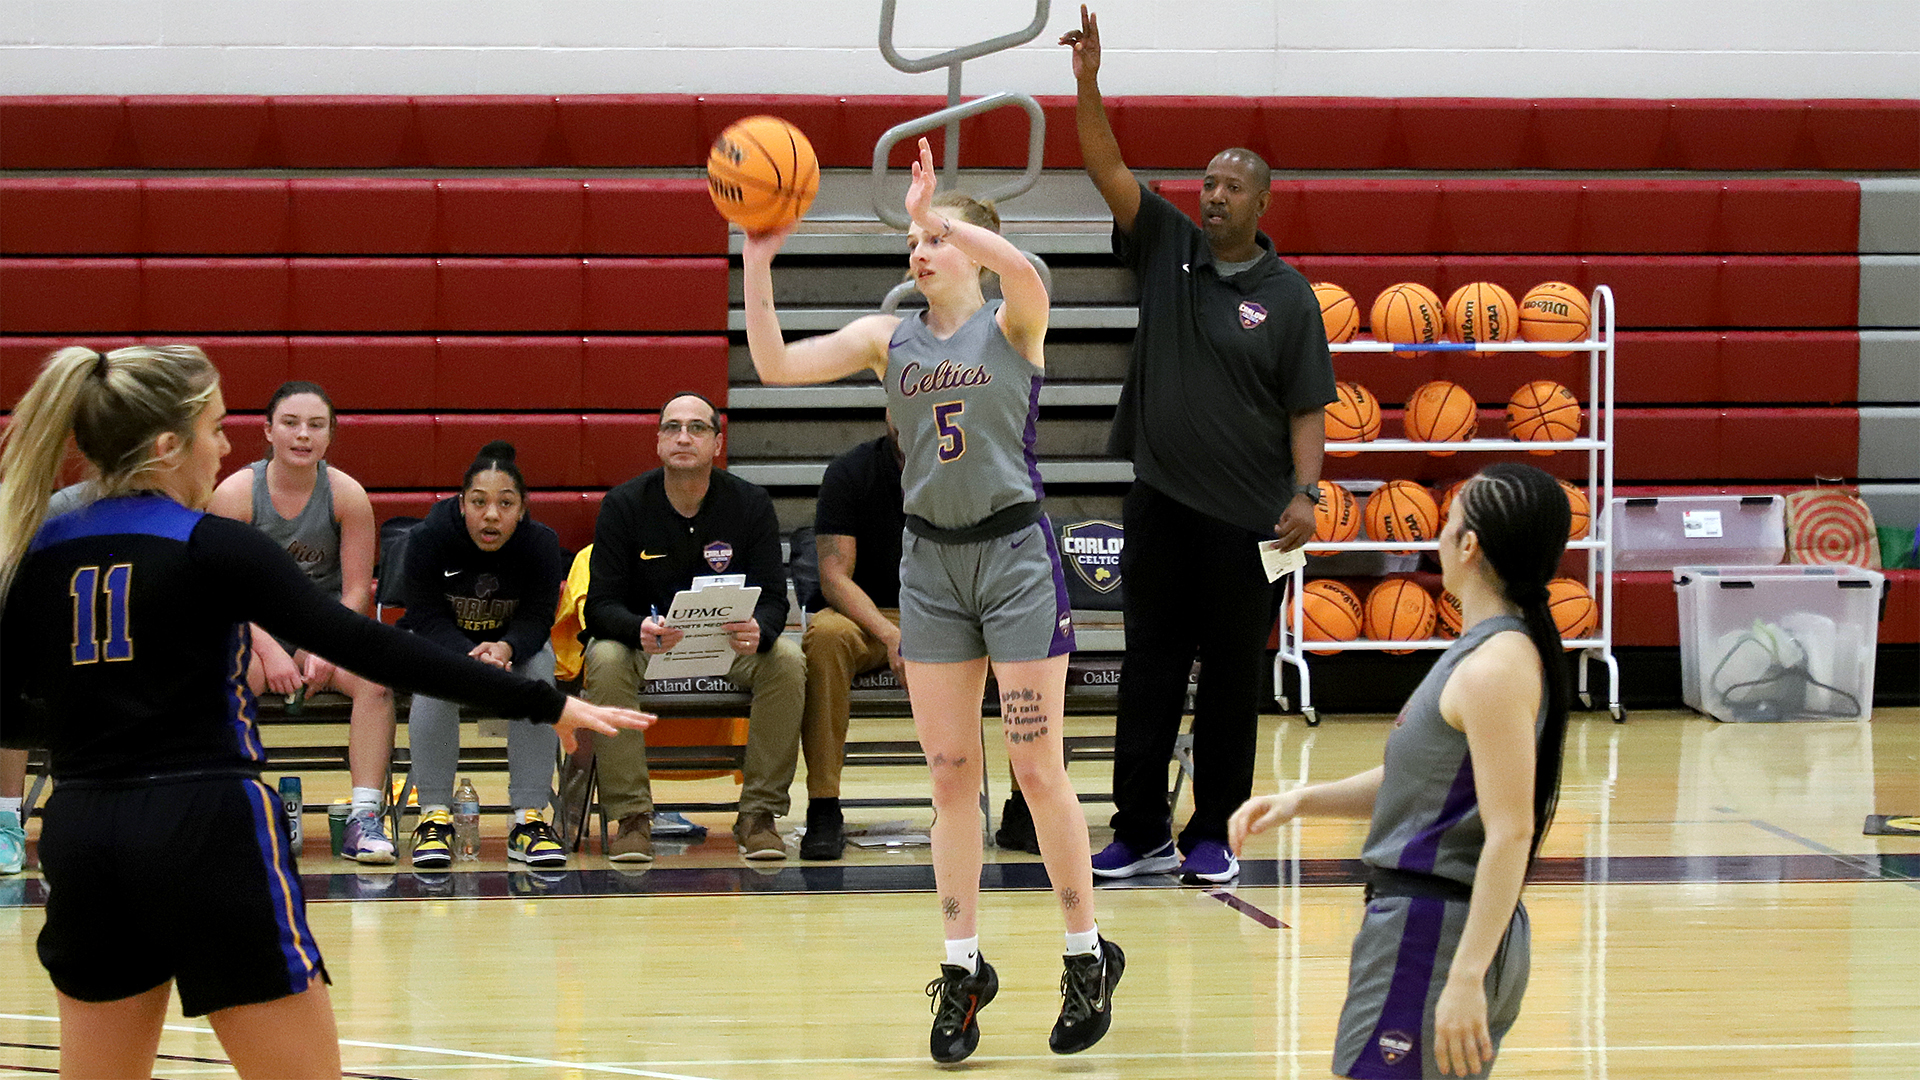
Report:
1612,495,1785,571
1673,564,1885,722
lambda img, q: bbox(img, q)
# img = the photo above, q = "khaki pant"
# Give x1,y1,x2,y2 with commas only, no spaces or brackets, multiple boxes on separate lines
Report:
799,607,896,799
582,635,806,819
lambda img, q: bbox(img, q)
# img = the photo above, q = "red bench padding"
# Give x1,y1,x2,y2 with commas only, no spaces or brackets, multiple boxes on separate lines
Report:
1153,178,1860,255
3,96,1913,171
0,178,724,256
0,259,728,334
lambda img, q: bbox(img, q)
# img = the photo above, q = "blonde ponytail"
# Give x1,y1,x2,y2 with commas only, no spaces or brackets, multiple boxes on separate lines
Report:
0,344,219,605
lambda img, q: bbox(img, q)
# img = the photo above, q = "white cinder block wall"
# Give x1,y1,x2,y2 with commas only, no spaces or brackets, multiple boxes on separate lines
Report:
1,0,1915,97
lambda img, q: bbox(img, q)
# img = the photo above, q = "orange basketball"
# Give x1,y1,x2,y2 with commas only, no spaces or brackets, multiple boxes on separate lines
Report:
1324,381,1381,457
707,116,820,232
1313,282,1359,344
1300,579,1364,655
1436,588,1464,639
1519,281,1592,358
1363,480,1440,554
1434,478,1469,527
1403,380,1479,455
1506,380,1583,454
1364,578,1437,654
1370,282,1445,352
1444,281,1518,357
1559,479,1590,540
1312,481,1360,549
1547,577,1599,641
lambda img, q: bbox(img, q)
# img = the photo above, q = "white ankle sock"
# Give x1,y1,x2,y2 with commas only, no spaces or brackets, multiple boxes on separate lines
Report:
351,786,381,810
0,797,21,817
1064,926,1101,957
944,936,980,973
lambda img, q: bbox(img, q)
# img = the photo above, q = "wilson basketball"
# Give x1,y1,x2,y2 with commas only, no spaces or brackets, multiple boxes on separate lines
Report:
1548,577,1599,640
1313,282,1359,344
707,116,820,232
1300,579,1364,655
1506,380,1583,454
1324,380,1381,457
1364,578,1437,654
1311,481,1360,549
1370,282,1445,352
1363,479,1440,554
1445,281,1518,357
1403,380,1479,455
1436,588,1464,639
1560,479,1590,540
1520,281,1592,357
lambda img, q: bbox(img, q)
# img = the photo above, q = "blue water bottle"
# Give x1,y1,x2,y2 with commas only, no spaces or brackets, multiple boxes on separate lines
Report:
279,776,304,853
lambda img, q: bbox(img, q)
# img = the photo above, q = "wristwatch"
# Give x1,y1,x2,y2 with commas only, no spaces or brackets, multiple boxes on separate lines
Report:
1293,483,1322,505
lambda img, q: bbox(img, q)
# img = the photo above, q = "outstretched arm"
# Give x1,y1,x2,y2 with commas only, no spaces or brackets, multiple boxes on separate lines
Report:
1228,765,1383,855
903,138,1050,359
740,226,895,386
1061,5,1140,232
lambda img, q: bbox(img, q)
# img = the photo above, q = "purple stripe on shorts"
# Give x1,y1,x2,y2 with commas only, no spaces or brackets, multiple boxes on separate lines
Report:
243,779,320,994
1040,517,1076,658
1400,756,1479,874
1350,896,1446,1079
1022,373,1045,503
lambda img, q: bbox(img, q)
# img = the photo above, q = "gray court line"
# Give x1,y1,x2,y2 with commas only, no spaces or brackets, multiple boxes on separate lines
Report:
1746,818,1920,891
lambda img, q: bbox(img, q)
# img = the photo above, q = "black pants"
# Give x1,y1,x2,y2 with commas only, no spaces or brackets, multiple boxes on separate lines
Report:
1111,482,1278,850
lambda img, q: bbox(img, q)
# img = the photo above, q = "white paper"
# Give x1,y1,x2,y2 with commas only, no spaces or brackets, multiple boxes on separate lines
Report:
644,584,762,679
1258,540,1308,583
1683,510,1724,539
691,574,746,590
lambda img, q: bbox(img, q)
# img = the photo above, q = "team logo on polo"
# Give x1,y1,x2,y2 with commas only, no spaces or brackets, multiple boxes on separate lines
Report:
703,541,733,572
1377,1030,1416,1066
1238,300,1268,329
1059,520,1124,595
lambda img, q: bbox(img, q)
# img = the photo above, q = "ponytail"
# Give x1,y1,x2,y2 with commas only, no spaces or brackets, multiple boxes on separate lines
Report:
0,344,220,606
1458,463,1572,865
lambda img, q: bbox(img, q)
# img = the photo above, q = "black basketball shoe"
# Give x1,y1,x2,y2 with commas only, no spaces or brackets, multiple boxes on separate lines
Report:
925,955,999,1063
1049,937,1124,1054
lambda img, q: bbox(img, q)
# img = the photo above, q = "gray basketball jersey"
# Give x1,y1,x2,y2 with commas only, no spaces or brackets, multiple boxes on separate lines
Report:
885,301,1044,530
1362,614,1542,886
248,458,342,596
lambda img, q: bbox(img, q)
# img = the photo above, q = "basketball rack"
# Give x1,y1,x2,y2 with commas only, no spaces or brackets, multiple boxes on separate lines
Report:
1274,285,1623,724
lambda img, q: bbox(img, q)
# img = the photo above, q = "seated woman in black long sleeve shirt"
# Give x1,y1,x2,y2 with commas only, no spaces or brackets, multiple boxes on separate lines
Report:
0,345,649,1080
397,441,570,869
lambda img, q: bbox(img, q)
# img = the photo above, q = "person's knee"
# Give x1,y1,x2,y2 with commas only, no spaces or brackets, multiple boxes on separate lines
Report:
760,637,807,691
583,638,640,703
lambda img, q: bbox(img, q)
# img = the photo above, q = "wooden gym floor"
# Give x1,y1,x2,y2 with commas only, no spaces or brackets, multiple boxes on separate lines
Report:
2,707,1917,1078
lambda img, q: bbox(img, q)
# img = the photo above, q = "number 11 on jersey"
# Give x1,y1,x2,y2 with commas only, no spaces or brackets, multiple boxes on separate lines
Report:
70,563,134,664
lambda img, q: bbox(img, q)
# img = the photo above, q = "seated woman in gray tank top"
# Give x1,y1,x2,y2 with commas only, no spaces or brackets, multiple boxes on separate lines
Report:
208,380,398,866
742,138,1122,1064
1230,463,1575,1080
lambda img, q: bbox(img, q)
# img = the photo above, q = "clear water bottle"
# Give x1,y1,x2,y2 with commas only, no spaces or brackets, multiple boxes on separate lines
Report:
453,777,481,862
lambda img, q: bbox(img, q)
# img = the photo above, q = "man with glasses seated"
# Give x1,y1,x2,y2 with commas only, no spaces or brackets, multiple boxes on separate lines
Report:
581,392,805,863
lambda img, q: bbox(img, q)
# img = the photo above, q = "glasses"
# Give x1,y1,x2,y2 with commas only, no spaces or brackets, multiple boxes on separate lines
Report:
659,420,716,437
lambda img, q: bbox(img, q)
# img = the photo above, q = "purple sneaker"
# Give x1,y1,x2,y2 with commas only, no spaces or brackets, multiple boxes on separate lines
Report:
1179,840,1239,884
1090,837,1179,879
343,809,397,865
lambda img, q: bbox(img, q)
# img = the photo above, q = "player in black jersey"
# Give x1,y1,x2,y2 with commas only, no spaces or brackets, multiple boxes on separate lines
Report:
0,345,651,1078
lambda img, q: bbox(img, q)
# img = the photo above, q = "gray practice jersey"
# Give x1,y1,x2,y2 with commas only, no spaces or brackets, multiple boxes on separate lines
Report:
885,301,1044,530
1361,614,1544,887
247,459,343,597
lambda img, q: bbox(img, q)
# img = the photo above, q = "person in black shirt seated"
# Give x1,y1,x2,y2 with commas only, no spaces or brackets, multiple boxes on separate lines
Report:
398,441,570,870
582,392,805,864
0,345,648,1078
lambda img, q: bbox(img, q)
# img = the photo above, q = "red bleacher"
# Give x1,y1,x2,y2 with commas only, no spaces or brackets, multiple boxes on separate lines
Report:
2,95,1912,171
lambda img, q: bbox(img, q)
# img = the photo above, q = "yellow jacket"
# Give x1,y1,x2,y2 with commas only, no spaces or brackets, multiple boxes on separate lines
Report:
551,545,593,681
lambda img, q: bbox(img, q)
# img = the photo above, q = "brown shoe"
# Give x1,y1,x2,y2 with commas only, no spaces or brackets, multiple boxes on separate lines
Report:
734,811,787,861
608,813,654,862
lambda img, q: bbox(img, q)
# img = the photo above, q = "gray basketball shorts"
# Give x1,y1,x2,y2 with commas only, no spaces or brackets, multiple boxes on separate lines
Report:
1333,895,1531,1079
897,518,1075,664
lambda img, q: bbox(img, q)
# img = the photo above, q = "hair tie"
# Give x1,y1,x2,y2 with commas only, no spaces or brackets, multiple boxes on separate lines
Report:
91,350,110,379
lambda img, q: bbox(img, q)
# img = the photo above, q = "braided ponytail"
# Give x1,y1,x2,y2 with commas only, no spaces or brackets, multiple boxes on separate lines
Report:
1459,463,1572,863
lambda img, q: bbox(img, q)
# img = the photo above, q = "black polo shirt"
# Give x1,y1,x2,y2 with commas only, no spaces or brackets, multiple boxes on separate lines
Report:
810,435,905,610
1109,182,1338,536
583,468,789,652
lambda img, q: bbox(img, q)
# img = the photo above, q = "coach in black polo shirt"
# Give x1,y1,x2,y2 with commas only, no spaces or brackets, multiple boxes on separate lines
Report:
1066,9,1337,884
582,392,804,864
